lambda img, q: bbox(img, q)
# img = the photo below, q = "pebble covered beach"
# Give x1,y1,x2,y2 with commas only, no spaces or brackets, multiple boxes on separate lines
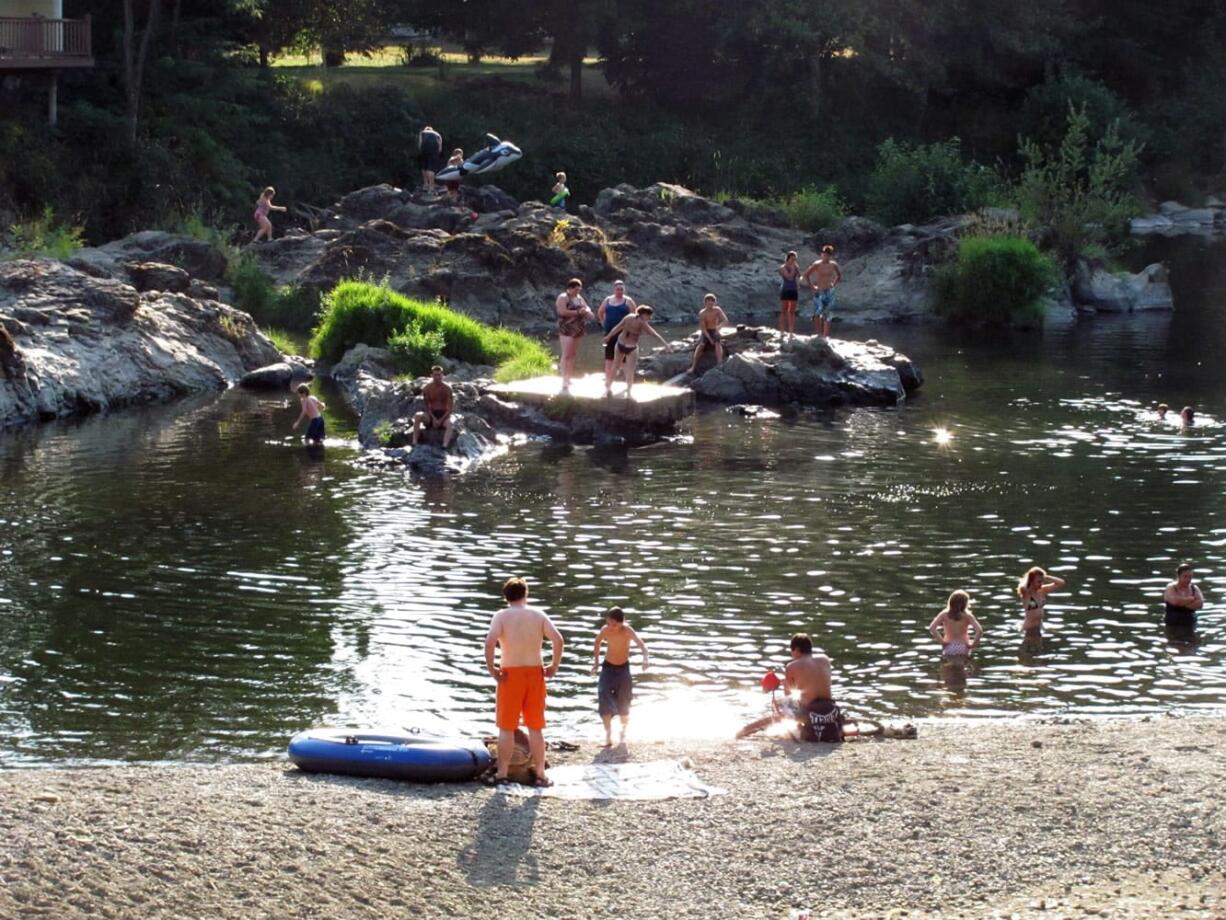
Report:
1,716,1223,919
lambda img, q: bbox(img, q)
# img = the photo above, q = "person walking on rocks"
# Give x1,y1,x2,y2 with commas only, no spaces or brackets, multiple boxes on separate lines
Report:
778,251,801,337
252,186,287,243
597,280,636,385
411,365,455,449
556,278,594,393
802,245,842,338
687,293,728,375
602,304,669,398
1163,563,1204,632
418,124,443,193
443,148,464,202
591,606,649,746
485,577,564,786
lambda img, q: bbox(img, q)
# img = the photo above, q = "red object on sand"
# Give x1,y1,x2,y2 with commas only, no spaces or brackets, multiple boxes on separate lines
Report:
761,670,781,692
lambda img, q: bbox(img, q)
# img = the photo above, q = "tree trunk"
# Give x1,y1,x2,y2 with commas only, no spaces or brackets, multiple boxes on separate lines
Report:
259,43,269,69
122,0,162,149
568,51,582,103
808,50,823,122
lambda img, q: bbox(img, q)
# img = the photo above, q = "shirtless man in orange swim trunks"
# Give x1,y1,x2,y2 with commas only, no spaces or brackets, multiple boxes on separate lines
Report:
484,576,565,786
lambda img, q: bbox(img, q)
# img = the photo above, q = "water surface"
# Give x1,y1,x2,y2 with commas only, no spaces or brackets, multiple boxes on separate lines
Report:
2,236,1224,765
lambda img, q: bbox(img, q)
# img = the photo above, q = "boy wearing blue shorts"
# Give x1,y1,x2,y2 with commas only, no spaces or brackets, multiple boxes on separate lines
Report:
292,383,326,445
802,245,842,338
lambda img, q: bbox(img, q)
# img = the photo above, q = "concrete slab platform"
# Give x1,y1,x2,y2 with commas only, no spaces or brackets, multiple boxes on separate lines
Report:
487,373,695,430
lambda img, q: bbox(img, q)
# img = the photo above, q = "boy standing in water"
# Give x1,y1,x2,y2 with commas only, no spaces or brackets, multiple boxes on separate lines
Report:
591,607,650,746
291,383,326,445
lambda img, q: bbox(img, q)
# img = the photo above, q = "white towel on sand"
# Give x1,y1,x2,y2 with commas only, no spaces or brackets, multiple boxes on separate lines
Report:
499,760,726,800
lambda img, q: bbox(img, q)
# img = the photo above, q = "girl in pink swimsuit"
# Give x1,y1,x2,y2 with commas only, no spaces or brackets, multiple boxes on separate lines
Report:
252,186,287,243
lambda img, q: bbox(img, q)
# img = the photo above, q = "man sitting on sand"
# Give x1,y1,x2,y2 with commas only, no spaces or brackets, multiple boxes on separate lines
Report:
484,577,564,786
688,293,728,375
412,366,455,449
783,634,843,742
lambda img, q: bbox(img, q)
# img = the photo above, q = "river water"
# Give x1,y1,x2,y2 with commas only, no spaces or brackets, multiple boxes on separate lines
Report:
2,237,1225,766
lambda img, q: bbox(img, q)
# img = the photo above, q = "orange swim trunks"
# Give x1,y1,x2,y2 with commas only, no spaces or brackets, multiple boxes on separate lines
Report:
496,666,547,731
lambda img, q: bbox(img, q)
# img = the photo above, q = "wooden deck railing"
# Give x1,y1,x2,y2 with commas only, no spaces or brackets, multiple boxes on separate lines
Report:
0,16,92,64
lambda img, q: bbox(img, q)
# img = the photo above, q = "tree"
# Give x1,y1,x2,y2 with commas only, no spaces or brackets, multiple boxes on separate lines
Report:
122,0,163,147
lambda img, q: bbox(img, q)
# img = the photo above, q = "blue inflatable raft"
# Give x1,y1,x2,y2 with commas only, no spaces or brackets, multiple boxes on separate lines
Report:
287,729,492,782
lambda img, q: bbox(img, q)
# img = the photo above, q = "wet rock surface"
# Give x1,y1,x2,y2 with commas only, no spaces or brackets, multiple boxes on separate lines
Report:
640,326,923,407
1073,260,1174,312
0,259,280,429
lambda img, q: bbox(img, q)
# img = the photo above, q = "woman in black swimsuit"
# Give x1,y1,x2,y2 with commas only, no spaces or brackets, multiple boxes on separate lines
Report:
602,305,669,398
778,251,801,337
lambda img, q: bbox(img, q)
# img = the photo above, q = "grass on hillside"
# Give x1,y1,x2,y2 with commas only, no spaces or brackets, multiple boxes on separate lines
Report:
309,280,552,382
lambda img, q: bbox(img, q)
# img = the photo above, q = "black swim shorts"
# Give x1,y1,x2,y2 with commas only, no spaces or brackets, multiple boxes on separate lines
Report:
597,661,633,717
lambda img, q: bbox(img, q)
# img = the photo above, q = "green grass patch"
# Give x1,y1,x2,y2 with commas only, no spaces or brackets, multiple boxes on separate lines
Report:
227,255,321,332
931,235,1056,328
261,327,300,355
726,186,846,232
2,206,85,260
310,280,552,381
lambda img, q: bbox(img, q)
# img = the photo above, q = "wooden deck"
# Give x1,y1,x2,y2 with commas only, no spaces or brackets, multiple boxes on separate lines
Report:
0,16,93,68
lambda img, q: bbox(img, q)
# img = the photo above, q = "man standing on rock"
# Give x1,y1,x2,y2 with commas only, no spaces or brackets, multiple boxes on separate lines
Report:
411,366,455,449
485,577,564,786
802,245,842,338
418,124,443,194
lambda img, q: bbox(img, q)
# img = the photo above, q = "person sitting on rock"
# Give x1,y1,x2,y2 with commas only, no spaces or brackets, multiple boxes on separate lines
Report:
687,293,728,375
603,305,670,398
412,366,455,448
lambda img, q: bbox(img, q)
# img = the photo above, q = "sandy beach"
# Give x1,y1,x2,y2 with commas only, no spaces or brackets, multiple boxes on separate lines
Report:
1,716,1223,919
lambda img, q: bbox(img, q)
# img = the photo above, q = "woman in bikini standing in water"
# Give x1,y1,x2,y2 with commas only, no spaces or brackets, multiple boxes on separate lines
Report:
928,590,984,659
555,278,593,393
1018,566,1066,647
777,251,801,337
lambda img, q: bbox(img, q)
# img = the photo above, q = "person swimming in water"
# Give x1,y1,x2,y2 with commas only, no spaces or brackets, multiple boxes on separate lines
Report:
928,590,984,658
1155,403,1169,421
1180,405,1195,427
1163,562,1204,631
1018,566,1067,639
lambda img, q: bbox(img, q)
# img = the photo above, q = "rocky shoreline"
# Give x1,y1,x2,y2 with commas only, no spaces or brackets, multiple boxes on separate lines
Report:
1,716,1221,919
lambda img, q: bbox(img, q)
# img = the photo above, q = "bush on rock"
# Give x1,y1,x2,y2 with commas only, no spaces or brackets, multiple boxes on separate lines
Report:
310,280,552,381
931,236,1055,328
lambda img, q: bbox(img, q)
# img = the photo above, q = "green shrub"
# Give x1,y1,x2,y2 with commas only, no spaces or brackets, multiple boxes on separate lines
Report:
1015,104,1142,268
1020,70,1148,159
866,139,1002,226
2,206,85,260
493,350,554,383
730,186,846,231
227,255,320,331
387,321,447,377
931,236,1056,328
261,327,300,355
309,280,552,380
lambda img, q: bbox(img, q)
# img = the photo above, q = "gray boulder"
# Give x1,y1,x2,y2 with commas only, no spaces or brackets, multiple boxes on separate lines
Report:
0,259,279,429
70,231,229,281
1073,261,1174,312
240,361,312,390
123,261,191,293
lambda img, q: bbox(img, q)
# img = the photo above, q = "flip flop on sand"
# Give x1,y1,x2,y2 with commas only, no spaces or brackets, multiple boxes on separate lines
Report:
531,773,554,788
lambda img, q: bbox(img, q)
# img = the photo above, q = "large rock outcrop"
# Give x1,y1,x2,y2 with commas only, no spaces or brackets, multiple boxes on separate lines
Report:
1130,199,1226,236
640,327,922,406
248,183,979,329
0,259,280,428
1072,260,1174,312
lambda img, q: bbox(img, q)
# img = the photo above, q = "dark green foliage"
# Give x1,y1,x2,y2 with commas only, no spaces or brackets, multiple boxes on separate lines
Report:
931,236,1055,327
387,321,447,377
309,280,551,381
1020,70,1148,156
865,140,1002,226
228,256,320,332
